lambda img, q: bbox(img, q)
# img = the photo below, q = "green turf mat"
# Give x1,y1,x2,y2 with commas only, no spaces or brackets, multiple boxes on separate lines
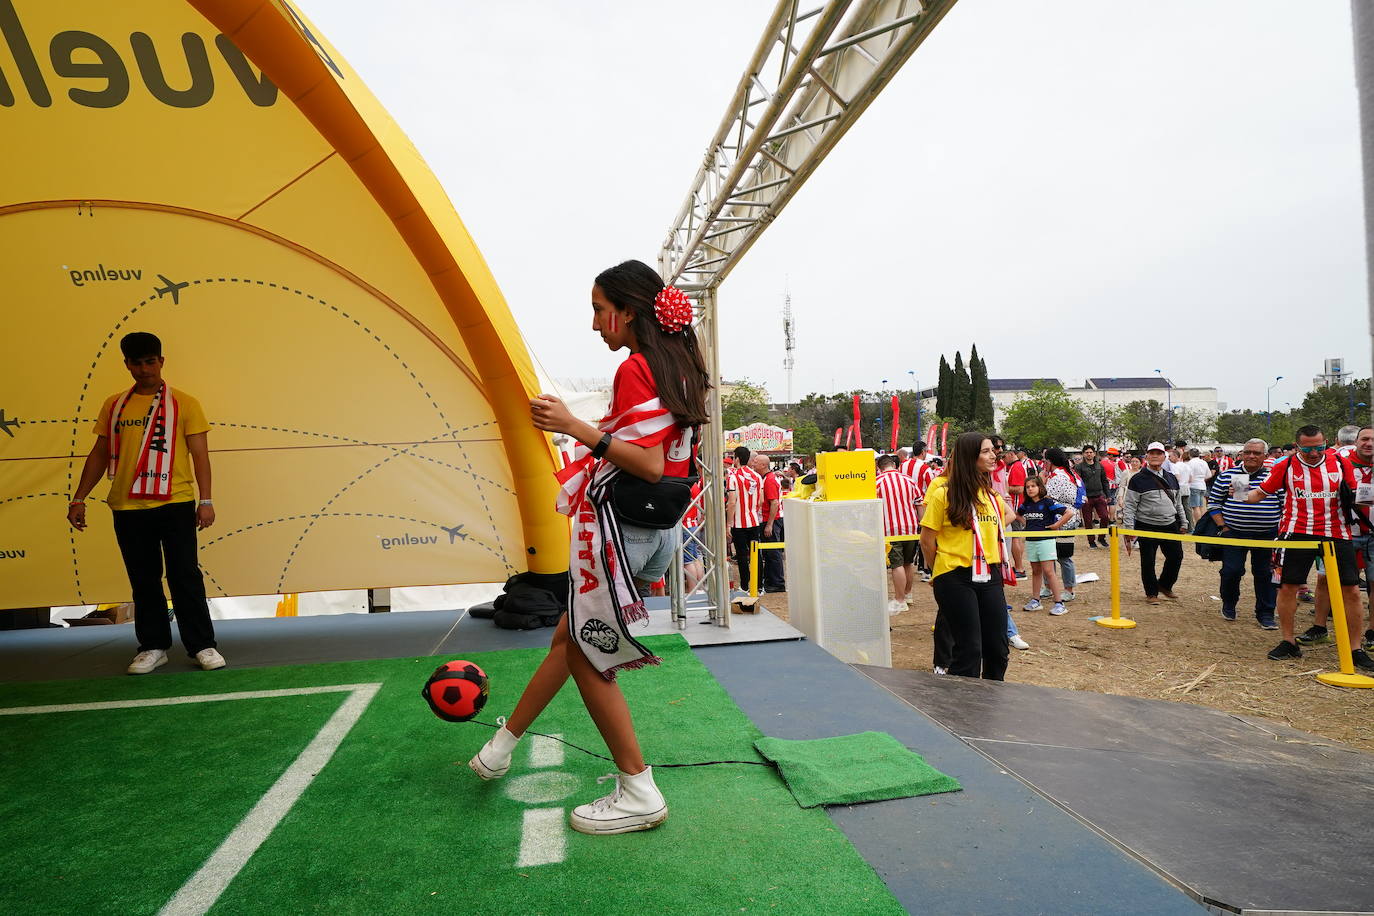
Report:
754,731,961,808
0,635,906,916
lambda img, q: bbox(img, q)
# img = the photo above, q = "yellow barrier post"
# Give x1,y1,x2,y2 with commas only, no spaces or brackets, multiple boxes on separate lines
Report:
749,542,761,597
1096,525,1136,630
1315,542,1374,689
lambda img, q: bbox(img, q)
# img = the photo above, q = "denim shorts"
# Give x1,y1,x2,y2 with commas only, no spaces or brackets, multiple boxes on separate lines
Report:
1187,489,1205,508
620,523,675,584
682,525,702,563
1023,537,1058,563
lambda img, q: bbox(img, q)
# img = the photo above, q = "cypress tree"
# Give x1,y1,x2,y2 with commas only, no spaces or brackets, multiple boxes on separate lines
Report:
936,355,951,418
951,351,972,423
970,344,994,430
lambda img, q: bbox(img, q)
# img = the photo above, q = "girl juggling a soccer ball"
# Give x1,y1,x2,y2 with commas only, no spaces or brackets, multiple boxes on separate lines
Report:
469,260,708,835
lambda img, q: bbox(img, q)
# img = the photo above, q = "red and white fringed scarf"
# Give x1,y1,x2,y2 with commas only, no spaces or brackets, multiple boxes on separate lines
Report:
970,491,1017,586
556,395,677,680
107,383,179,501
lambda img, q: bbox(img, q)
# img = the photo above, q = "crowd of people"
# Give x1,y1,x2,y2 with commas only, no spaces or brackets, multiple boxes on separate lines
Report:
723,423,1374,681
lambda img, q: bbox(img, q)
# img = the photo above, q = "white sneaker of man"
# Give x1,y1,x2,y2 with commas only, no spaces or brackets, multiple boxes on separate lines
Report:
194,648,226,670
469,718,520,780
127,649,168,675
1010,634,1030,650
569,766,668,835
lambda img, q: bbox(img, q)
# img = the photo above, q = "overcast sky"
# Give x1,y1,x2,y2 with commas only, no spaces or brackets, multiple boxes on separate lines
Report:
305,1,1370,416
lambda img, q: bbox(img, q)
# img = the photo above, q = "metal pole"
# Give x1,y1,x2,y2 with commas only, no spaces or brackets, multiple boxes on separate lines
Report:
1353,0,1374,433
699,287,731,627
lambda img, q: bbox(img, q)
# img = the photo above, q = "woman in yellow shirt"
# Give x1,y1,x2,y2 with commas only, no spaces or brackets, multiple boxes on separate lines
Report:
920,432,1012,680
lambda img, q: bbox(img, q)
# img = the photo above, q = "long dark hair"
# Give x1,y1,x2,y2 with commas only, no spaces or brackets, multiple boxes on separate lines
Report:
595,260,710,426
1044,447,1079,481
946,431,993,529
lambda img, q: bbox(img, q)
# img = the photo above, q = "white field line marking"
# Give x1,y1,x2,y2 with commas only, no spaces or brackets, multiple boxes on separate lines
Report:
158,683,381,916
0,682,382,916
516,808,566,868
0,683,382,716
529,733,564,768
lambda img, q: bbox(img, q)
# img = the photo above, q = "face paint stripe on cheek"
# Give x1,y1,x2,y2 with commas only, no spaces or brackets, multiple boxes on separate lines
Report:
608,314,618,334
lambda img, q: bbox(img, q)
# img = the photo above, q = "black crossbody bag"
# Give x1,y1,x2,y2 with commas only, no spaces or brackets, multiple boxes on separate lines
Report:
611,426,700,530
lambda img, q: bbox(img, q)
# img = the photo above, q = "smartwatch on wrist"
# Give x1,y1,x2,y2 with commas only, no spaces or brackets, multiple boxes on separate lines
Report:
591,433,612,459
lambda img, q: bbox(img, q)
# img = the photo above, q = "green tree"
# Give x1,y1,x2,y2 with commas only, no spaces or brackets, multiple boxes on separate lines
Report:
998,381,1093,452
1293,378,1372,436
721,379,770,430
1172,407,1216,445
1115,400,1170,452
950,351,972,423
1083,401,1122,449
787,419,823,457
969,345,993,430
1215,409,1271,444
936,355,951,418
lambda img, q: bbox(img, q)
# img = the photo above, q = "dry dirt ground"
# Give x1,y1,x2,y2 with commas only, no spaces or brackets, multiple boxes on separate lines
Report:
739,543,1374,753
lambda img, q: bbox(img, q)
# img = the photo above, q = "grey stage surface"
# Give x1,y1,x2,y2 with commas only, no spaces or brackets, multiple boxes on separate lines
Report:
858,665,1374,916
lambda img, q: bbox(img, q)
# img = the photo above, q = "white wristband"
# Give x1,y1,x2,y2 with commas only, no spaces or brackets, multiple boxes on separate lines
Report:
198,499,214,506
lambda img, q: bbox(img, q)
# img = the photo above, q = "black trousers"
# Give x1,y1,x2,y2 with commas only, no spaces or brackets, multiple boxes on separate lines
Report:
931,565,1009,680
1135,520,1183,597
731,525,763,592
762,517,786,591
111,501,217,655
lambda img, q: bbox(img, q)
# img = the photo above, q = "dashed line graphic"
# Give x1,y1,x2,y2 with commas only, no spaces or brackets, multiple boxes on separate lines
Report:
507,735,574,869
48,270,520,602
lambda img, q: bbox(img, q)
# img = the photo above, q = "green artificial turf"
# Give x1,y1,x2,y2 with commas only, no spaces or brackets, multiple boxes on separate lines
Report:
755,731,961,808
0,635,906,916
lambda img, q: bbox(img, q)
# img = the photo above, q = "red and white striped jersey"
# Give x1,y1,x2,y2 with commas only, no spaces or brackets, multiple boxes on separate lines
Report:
876,469,921,536
1258,451,1357,539
727,465,765,528
900,457,936,498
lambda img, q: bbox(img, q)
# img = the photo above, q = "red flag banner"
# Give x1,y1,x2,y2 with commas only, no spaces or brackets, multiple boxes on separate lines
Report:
940,422,949,457
834,426,843,447
890,396,900,452
926,423,937,450
845,425,854,448
852,395,863,449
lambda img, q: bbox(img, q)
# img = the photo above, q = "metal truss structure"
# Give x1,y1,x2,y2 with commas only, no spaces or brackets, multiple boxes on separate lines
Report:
660,0,959,626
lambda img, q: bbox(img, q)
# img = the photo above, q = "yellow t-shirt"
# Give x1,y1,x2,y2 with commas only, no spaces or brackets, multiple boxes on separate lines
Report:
94,388,209,511
920,478,1004,580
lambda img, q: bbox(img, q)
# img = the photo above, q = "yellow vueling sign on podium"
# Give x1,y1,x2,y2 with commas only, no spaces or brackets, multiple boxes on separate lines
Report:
816,450,877,501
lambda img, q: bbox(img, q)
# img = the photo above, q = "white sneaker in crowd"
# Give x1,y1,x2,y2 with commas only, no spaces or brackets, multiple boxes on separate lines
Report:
194,648,226,670
569,766,668,835
1059,592,1075,602
887,599,906,616
1022,599,1042,612
1049,603,1068,616
469,717,521,780
1010,634,1030,650
127,649,167,675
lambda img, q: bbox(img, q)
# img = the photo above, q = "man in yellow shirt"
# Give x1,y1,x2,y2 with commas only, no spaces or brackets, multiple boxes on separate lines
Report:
67,333,223,675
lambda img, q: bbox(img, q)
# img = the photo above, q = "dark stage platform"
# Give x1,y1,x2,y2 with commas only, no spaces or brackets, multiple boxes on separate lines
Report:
858,665,1374,915
6,610,1348,913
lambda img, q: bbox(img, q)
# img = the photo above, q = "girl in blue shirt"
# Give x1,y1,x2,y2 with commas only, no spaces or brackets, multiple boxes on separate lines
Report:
1015,476,1074,615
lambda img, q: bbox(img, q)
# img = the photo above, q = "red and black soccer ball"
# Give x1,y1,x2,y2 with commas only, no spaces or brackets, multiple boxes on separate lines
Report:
421,660,489,722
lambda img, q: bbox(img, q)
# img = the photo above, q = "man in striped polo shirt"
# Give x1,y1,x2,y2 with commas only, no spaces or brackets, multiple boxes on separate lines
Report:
726,445,765,592
1206,438,1282,627
876,454,922,614
1245,425,1372,668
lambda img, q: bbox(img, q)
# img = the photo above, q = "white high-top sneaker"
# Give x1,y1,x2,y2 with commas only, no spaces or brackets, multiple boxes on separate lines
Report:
569,766,668,835
468,718,520,780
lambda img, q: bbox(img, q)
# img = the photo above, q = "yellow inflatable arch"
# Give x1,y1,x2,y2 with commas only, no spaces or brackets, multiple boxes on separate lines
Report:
0,0,565,609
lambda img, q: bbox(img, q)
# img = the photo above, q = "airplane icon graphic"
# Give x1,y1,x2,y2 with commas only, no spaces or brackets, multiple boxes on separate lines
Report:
440,524,467,543
153,274,189,305
0,410,18,438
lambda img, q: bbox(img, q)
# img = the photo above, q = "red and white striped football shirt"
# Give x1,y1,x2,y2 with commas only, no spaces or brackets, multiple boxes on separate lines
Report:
1258,451,1357,539
876,469,921,536
763,471,784,520
900,457,936,498
727,465,765,528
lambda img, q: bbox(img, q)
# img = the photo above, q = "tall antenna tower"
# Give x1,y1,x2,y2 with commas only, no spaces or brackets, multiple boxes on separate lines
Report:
782,290,796,407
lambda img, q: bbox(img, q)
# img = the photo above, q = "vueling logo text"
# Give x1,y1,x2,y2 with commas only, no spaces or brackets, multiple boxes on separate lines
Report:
0,0,277,109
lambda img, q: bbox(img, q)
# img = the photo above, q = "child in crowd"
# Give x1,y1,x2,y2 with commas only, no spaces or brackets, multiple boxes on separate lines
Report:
1015,475,1075,616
